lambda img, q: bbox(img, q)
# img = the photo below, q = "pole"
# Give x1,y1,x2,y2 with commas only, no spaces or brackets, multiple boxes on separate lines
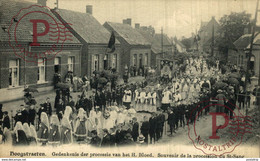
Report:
161,27,164,58
211,17,214,57
244,0,259,116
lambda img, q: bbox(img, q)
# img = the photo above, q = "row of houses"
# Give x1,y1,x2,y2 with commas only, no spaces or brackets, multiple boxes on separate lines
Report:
0,0,180,102
196,16,260,86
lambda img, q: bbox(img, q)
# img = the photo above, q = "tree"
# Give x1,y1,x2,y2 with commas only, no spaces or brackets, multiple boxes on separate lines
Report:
217,12,251,54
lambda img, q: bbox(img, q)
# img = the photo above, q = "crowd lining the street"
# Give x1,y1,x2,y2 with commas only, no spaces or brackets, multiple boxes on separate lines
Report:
0,55,258,147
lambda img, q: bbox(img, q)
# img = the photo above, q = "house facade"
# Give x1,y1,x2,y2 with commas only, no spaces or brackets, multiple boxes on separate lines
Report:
103,21,151,75
0,0,81,103
228,34,251,70
53,7,121,77
198,17,220,52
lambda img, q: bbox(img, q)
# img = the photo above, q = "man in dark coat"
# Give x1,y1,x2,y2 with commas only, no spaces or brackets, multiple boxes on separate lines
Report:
100,90,106,110
14,109,23,126
2,111,10,129
56,99,64,121
43,97,52,116
149,113,157,144
105,89,112,106
28,105,36,126
21,106,29,124
131,117,139,142
0,104,3,124
168,109,175,135
84,97,93,117
158,112,165,138
101,129,111,147
141,116,150,144
90,130,101,147
115,124,126,145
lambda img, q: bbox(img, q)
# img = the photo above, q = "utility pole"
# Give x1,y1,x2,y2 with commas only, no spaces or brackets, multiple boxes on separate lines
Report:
54,0,59,9
211,17,215,57
244,0,259,116
161,27,164,58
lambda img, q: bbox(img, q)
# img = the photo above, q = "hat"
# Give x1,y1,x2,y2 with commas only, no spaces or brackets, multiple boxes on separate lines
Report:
217,89,222,93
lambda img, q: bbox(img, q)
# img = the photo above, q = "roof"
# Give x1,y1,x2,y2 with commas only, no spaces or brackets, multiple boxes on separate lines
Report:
0,0,79,44
150,34,172,53
199,21,208,32
246,32,260,49
199,17,220,33
137,29,154,43
104,22,150,46
173,37,186,48
234,34,251,50
54,9,118,44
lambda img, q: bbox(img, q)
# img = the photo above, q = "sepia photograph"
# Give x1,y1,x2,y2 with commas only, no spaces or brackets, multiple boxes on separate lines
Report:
0,0,259,158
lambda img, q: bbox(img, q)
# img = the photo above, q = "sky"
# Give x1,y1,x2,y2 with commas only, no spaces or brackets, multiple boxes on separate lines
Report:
24,0,258,39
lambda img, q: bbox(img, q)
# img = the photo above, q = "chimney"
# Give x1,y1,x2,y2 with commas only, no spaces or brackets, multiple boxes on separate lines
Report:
37,0,47,6
126,18,131,26
86,5,93,15
123,19,127,24
135,23,140,29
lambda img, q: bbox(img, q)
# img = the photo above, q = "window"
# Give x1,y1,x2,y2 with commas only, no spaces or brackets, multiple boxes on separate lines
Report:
93,55,99,71
144,53,148,66
112,54,117,69
9,59,19,87
37,58,46,83
103,54,108,70
68,56,75,72
133,54,137,66
54,57,61,73
139,54,143,67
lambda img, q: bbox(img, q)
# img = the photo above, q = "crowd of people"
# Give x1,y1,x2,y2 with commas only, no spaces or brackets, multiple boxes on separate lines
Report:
0,55,257,147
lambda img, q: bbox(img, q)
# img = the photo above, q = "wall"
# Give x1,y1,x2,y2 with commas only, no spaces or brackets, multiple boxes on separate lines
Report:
87,44,121,76
0,43,81,102
228,49,247,69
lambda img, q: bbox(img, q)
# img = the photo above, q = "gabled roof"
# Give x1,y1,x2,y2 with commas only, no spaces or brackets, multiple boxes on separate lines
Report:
54,9,118,44
104,22,150,46
151,34,172,53
246,32,260,49
234,34,251,50
137,29,154,43
199,17,220,33
0,0,79,44
173,37,186,48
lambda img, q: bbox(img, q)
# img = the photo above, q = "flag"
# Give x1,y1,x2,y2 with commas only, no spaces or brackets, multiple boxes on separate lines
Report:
197,34,201,41
107,31,115,53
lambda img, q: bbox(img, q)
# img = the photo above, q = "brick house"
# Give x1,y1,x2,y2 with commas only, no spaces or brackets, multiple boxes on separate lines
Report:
0,0,81,102
228,34,251,70
103,21,151,75
52,7,121,77
198,17,220,52
137,27,174,75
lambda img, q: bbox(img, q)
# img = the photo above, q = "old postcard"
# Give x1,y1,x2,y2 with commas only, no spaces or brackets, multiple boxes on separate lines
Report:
0,0,259,159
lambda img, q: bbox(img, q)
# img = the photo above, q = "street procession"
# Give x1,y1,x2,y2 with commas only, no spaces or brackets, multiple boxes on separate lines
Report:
0,0,260,151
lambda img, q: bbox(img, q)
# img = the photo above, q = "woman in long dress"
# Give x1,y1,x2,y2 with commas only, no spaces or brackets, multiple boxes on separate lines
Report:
48,115,61,146
23,123,33,145
74,108,88,141
87,107,97,135
13,121,29,146
29,125,37,145
37,112,49,145
60,117,73,144
63,106,74,131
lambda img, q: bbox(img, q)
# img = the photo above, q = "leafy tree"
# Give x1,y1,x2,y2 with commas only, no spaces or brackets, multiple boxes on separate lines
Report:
217,11,251,54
